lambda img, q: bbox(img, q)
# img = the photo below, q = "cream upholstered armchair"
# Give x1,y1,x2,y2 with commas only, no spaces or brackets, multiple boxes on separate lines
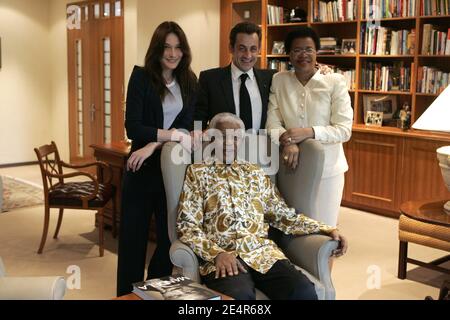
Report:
0,257,66,300
161,138,338,300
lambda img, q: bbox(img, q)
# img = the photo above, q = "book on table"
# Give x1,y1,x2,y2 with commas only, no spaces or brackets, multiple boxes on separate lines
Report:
132,274,222,300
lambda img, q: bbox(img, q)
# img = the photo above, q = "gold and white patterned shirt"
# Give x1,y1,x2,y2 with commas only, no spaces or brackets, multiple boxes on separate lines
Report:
176,160,335,276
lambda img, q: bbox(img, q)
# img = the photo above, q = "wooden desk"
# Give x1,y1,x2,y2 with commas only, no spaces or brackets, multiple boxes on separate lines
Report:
90,142,156,241
114,292,233,300
398,199,450,279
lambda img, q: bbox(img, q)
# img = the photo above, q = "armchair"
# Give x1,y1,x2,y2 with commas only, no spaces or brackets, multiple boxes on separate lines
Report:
0,257,66,300
34,141,117,257
161,138,338,300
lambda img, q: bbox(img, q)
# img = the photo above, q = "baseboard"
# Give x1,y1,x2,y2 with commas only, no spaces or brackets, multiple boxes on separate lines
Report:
0,161,39,168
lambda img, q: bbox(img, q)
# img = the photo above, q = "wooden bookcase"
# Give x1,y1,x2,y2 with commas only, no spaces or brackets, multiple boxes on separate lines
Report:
220,0,450,217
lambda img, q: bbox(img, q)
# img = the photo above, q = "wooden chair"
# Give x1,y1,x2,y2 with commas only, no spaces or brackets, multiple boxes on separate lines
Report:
34,141,116,257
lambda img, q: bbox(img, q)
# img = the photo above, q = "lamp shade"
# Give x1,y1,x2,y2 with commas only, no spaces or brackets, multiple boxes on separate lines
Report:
412,85,450,133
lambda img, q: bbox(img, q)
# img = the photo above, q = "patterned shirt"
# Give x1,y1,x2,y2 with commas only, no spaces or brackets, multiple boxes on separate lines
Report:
176,160,335,276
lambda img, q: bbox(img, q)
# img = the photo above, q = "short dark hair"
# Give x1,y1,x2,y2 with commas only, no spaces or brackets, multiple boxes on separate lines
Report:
284,27,321,53
229,22,262,47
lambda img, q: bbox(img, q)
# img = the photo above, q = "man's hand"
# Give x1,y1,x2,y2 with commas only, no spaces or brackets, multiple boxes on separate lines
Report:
281,144,300,170
280,128,314,146
317,63,333,75
127,142,161,172
214,253,247,279
329,230,348,257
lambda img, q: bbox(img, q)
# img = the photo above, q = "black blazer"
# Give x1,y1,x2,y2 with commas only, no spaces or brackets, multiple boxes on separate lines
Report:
195,65,276,130
124,65,196,192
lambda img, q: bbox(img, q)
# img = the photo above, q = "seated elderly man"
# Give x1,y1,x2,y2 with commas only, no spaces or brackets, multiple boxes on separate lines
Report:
176,112,347,300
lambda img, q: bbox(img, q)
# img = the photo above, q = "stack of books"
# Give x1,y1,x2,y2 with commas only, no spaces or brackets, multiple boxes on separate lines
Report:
132,274,222,300
267,5,287,24
318,37,338,55
268,59,292,72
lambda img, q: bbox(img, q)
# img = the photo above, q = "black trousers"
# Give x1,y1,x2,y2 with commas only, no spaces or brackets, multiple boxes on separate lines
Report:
116,170,172,296
202,259,317,300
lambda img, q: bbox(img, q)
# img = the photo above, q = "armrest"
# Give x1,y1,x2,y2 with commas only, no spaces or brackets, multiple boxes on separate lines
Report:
169,240,201,283
283,234,338,300
61,161,112,185
0,276,66,300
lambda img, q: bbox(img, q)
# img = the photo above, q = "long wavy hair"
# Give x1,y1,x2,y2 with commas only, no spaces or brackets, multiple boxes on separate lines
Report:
144,21,197,103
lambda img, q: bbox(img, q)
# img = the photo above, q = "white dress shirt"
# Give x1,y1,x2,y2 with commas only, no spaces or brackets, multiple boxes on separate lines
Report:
231,62,263,130
266,70,353,178
162,79,183,129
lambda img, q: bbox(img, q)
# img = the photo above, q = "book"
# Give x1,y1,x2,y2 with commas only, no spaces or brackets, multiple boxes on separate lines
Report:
132,274,222,300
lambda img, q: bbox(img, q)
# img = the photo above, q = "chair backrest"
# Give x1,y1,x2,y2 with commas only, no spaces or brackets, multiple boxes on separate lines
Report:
161,137,325,243
34,141,63,196
277,139,325,218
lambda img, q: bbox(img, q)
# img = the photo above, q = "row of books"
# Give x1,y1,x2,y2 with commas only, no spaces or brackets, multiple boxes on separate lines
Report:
334,68,357,90
267,5,288,25
361,61,412,91
417,66,450,94
311,0,357,22
360,26,415,55
361,0,417,19
420,0,450,15
421,25,450,55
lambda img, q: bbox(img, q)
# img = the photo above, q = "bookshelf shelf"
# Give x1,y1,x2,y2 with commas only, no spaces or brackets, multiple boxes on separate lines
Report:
317,54,356,58
267,23,308,27
267,54,288,58
418,55,450,58
360,17,417,22
359,55,415,58
419,15,450,19
310,20,357,25
358,90,413,95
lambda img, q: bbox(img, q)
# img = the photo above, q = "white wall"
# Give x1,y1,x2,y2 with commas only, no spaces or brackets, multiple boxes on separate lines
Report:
135,0,220,78
0,0,220,165
0,0,52,164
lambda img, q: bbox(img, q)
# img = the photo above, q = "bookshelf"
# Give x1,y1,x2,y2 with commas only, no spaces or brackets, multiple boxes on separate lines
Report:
220,0,450,129
220,0,450,217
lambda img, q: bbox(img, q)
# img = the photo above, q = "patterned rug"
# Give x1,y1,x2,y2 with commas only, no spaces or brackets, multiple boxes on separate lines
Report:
1,175,43,212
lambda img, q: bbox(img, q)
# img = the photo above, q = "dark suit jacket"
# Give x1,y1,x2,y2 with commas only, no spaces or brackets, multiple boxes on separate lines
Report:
124,65,195,192
195,65,276,130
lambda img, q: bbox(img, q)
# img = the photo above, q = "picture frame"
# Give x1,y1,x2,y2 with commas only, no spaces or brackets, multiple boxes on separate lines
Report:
365,111,383,127
363,94,397,122
341,38,356,55
272,41,285,55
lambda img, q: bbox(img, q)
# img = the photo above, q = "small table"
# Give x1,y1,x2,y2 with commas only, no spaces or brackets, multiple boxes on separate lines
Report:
114,292,233,300
398,199,450,279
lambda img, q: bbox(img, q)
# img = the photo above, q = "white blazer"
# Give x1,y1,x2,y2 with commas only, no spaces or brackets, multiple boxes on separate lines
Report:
266,70,353,178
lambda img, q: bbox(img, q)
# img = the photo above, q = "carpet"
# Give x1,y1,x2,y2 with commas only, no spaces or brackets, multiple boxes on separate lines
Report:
1,175,43,212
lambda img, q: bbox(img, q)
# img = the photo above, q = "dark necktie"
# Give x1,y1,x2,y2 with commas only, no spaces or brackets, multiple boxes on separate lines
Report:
239,73,252,130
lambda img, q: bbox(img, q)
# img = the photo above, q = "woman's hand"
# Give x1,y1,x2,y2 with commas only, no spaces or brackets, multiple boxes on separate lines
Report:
214,253,247,279
281,143,300,170
127,142,161,172
328,229,348,257
280,128,315,146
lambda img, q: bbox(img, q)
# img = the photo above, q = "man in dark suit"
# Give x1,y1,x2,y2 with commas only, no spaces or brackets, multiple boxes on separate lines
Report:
195,22,276,131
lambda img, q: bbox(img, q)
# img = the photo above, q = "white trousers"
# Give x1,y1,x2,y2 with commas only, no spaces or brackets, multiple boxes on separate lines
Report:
310,173,345,228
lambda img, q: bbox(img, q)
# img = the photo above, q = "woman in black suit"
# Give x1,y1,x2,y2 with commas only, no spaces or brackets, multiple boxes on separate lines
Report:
117,21,197,296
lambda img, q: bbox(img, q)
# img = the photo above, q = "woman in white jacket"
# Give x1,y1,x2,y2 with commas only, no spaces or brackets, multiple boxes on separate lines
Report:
266,27,353,227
